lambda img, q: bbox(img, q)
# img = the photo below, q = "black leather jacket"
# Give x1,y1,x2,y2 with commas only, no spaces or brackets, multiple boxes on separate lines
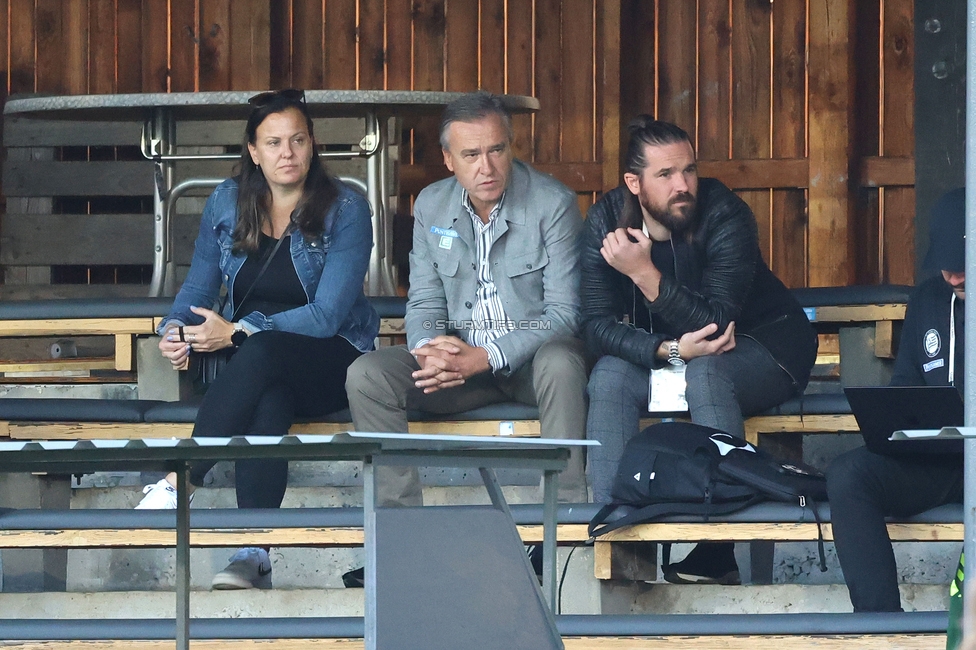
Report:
580,179,818,393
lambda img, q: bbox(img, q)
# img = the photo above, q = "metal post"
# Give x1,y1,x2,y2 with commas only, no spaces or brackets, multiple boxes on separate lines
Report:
175,464,191,650
377,116,397,291
965,0,976,639
163,114,178,296
363,456,377,650
365,111,395,295
478,466,512,514
541,469,559,610
147,107,174,297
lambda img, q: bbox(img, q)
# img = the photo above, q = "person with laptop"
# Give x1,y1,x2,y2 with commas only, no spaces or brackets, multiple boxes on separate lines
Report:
827,187,966,612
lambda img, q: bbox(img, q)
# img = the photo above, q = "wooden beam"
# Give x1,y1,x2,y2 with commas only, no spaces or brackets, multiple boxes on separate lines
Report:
598,522,962,543
4,419,542,440
744,415,860,445
809,303,906,322
807,0,857,286
0,358,114,373
874,320,897,359
860,156,915,187
771,0,809,287
698,158,808,190
2,161,153,196
0,318,158,336
880,0,916,284
0,213,200,266
599,0,622,193
0,524,591,549
114,334,134,372
400,156,913,196
4,413,853,445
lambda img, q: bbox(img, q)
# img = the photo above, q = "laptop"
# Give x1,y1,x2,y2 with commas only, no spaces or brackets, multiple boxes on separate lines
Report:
844,386,964,456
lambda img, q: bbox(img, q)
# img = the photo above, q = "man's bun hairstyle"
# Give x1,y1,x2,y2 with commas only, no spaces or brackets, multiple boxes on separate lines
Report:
624,116,693,175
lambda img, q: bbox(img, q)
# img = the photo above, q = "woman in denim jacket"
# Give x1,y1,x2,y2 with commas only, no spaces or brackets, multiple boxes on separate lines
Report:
137,89,379,590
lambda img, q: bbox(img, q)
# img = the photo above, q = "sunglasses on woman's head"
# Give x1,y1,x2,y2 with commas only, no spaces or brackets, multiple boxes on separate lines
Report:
248,88,306,107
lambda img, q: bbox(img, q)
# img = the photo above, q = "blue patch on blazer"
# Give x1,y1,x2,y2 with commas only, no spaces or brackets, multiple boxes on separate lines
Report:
430,226,459,238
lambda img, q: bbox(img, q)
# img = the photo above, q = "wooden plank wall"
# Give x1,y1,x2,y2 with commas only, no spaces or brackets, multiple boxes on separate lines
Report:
0,0,613,292
0,0,915,289
620,0,916,287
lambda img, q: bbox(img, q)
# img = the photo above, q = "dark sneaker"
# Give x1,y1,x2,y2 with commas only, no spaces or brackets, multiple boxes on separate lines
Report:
342,566,365,588
211,547,272,590
662,543,741,585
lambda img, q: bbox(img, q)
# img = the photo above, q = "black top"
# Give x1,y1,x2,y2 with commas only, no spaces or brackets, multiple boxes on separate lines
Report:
891,274,965,393
233,234,308,319
580,180,819,393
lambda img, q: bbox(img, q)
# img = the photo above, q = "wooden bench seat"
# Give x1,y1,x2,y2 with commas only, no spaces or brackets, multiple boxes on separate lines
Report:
0,398,543,439
0,391,856,445
0,296,407,379
0,285,911,444
0,612,948,649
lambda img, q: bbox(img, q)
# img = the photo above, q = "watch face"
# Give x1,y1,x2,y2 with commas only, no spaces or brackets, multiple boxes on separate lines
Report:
231,330,247,347
668,357,685,367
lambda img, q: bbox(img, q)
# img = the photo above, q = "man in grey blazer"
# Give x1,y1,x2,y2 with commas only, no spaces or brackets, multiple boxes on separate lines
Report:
346,91,589,509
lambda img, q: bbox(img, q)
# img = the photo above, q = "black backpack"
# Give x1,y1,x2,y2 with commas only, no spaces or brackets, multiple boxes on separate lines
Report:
588,421,829,571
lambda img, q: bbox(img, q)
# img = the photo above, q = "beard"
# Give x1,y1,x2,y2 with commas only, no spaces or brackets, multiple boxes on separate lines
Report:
640,192,698,234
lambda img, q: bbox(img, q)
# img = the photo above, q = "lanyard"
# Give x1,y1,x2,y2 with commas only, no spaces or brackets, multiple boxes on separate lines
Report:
949,293,956,385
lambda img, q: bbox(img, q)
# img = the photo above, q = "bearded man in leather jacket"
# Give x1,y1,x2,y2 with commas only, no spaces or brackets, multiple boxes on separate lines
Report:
580,117,818,584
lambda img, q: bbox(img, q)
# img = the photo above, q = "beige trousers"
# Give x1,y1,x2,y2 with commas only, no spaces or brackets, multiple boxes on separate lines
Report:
345,336,590,506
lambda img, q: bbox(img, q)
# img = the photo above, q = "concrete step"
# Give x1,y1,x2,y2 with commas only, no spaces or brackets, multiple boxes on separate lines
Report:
57,534,960,594
62,546,603,614
78,462,547,491
0,582,950,619
601,582,950,615
65,485,962,590
65,484,548,592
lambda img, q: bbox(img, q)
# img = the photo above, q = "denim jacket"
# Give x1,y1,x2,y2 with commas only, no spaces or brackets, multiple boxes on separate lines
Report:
161,178,379,353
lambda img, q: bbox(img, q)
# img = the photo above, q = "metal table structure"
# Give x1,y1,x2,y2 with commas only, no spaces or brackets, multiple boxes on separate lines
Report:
3,90,539,297
0,432,593,650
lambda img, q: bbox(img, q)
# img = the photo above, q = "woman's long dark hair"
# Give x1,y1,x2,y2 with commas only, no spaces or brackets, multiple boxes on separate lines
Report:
233,92,339,253
618,116,694,230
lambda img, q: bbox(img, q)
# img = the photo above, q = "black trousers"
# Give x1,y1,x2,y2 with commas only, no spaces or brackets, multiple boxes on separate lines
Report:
189,330,363,509
826,446,963,612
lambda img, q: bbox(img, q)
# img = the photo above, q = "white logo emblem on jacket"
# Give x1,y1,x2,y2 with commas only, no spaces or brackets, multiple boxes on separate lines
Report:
924,329,941,358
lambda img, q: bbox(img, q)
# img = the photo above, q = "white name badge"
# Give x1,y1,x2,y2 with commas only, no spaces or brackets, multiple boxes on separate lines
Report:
649,365,689,412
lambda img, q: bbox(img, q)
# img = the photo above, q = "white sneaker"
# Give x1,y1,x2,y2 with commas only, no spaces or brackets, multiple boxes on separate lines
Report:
211,547,273,590
135,479,178,509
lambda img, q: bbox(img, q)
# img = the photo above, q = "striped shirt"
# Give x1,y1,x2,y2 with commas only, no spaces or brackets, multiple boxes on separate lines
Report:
462,190,512,371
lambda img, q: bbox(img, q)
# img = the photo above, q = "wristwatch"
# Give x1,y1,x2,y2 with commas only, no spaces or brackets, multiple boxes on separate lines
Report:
667,340,685,367
231,322,248,347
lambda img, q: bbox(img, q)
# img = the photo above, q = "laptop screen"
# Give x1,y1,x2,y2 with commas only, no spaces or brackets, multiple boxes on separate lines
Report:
843,386,963,456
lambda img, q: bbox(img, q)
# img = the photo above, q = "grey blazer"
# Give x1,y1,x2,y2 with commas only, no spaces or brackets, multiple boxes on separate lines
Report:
406,159,583,374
